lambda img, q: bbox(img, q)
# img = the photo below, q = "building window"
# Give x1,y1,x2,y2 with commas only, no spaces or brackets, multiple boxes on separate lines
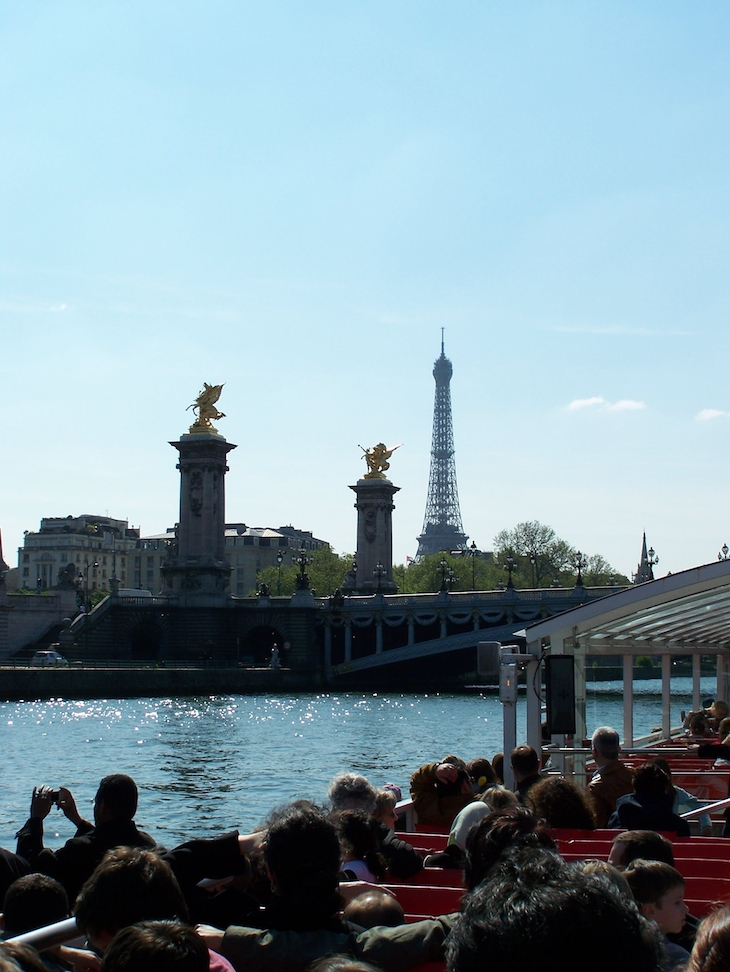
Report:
22,567,29,577
23,554,29,563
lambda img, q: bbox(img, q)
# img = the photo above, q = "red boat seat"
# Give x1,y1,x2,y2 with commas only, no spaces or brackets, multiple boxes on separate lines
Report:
383,884,463,917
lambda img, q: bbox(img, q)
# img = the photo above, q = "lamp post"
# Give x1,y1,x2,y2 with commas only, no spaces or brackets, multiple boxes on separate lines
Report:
459,540,480,590
529,555,536,588
84,559,100,610
438,558,449,593
503,556,516,590
647,546,659,579
447,566,458,591
276,551,284,595
350,559,358,592
574,551,585,588
373,561,386,594
294,544,311,590
720,544,730,562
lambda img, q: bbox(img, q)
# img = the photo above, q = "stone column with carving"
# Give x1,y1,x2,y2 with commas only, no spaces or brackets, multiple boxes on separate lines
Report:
163,384,237,603
348,479,400,595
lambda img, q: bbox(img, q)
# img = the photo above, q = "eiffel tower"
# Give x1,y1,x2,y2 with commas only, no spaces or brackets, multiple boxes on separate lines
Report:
416,334,468,558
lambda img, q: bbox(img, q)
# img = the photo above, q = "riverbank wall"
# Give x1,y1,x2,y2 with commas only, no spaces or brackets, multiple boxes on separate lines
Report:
0,667,319,701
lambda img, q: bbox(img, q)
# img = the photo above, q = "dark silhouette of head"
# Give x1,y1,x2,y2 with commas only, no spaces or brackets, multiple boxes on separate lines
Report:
100,921,208,972
448,847,662,972
3,874,69,936
464,806,556,891
94,775,139,824
263,801,343,931
74,848,188,952
509,746,539,781
632,763,673,798
527,776,596,830
608,830,675,871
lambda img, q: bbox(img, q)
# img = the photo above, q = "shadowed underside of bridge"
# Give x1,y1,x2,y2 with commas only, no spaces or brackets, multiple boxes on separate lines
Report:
327,621,524,688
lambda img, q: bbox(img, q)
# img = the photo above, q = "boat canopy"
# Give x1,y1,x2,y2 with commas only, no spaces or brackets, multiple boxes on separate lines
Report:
519,559,730,753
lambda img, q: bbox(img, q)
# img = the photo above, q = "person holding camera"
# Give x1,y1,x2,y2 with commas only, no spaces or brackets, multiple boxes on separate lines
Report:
15,774,157,904
409,755,476,827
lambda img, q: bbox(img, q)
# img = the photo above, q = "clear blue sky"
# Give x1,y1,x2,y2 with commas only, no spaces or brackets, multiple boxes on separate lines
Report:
2,1,730,579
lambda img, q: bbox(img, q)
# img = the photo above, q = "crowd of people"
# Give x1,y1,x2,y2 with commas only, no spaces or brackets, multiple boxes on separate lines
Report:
0,716,728,972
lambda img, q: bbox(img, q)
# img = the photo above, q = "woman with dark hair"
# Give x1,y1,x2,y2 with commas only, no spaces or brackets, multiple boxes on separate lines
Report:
527,776,596,831
686,904,730,972
333,810,387,884
650,757,712,833
607,764,690,835
464,806,557,891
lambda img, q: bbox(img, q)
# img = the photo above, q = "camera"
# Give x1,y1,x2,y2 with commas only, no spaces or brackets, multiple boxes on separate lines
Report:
48,790,60,804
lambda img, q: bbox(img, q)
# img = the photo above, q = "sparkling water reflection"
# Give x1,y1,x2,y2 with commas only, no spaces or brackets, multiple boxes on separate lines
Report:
1,678,714,851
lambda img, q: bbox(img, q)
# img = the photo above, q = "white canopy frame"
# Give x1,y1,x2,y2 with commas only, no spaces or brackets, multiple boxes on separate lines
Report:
514,560,730,778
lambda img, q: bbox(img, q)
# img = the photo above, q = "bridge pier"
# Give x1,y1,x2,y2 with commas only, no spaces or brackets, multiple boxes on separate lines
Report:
344,623,352,662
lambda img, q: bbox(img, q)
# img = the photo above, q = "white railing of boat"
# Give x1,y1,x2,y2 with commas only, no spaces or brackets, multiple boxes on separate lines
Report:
5,916,84,950
680,797,730,819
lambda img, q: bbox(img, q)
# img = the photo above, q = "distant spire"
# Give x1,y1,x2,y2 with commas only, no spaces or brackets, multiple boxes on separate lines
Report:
0,529,8,574
441,327,445,355
633,532,656,584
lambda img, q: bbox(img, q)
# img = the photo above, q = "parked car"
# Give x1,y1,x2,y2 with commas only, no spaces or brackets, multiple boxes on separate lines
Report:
31,649,69,667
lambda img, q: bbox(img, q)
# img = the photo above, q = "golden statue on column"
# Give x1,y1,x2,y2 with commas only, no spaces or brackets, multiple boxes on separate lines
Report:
187,383,226,434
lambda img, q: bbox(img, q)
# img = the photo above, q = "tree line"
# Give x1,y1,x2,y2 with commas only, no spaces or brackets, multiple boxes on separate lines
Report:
253,520,630,596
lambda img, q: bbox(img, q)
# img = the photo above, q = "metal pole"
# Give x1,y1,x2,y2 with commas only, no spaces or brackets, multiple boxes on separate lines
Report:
693,653,702,713
662,654,672,739
623,654,634,747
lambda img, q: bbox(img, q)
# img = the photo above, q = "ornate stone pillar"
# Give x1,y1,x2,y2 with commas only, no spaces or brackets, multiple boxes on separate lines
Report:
347,479,400,594
164,431,237,602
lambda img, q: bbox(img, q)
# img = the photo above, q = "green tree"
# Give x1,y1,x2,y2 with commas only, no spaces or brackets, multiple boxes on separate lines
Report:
493,520,576,587
253,547,353,597
393,551,504,594
493,521,628,589
581,554,630,587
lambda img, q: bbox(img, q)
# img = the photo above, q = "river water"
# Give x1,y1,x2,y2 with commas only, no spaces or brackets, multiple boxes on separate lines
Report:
0,677,715,852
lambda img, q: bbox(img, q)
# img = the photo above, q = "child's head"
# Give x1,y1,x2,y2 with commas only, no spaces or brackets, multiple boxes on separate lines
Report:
624,860,687,935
